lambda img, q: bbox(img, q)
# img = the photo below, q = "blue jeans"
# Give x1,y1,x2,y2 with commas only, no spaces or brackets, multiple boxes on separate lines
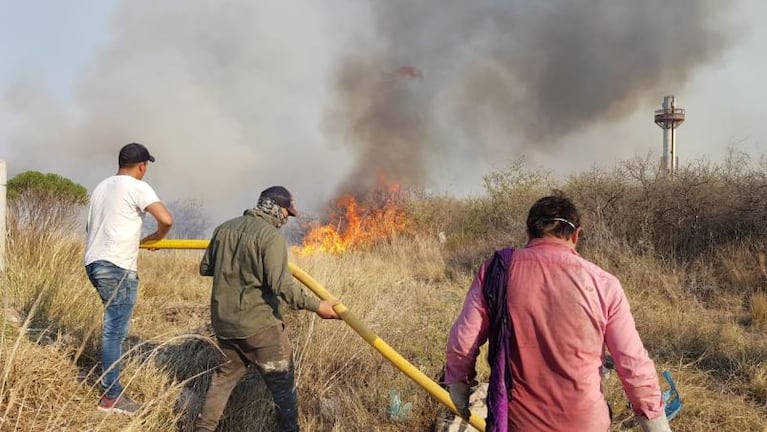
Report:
85,260,138,399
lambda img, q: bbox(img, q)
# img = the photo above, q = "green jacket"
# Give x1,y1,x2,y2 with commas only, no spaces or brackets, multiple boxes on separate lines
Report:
200,208,320,339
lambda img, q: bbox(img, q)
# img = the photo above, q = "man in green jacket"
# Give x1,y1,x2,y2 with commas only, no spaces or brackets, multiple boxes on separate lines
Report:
195,186,340,432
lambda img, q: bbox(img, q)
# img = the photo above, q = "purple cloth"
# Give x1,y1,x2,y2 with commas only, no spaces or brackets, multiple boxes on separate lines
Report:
482,248,514,432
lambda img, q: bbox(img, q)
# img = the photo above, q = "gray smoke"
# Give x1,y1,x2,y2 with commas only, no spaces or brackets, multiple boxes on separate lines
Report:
1,1,736,222
329,0,735,195
2,1,351,221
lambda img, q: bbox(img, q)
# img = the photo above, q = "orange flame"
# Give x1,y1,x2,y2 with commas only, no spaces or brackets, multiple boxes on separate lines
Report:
293,183,407,256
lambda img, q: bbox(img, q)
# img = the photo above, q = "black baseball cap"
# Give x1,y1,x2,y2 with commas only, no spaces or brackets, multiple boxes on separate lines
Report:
259,186,299,217
119,143,155,166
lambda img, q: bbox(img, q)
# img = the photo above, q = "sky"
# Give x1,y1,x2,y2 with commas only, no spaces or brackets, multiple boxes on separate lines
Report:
1,1,765,224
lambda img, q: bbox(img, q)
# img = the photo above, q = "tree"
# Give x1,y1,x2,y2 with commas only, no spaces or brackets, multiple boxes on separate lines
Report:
7,171,88,231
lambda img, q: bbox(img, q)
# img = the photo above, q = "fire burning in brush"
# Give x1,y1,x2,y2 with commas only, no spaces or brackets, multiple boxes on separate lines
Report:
293,180,408,256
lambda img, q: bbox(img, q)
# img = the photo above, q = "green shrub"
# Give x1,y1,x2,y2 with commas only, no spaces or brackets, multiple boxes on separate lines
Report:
7,171,88,232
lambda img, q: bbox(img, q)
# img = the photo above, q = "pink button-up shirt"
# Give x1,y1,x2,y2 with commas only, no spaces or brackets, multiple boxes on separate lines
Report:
446,238,664,432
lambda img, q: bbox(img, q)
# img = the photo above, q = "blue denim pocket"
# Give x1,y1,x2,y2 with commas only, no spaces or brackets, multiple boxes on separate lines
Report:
86,260,139,306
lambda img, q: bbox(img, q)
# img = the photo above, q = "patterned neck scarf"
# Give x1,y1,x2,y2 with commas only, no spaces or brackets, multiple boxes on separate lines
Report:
257,197,288,228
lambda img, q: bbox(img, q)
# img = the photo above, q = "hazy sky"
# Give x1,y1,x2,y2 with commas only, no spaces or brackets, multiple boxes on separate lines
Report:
1,1,765,222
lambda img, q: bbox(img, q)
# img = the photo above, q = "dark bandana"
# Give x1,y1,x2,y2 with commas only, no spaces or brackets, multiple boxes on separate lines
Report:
257,197,288,227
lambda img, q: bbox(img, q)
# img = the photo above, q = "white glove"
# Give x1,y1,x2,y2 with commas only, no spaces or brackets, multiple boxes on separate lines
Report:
446,382,471,419
637,414,672,432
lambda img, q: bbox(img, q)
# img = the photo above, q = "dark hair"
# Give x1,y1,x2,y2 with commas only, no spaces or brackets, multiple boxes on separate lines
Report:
526,195,580,240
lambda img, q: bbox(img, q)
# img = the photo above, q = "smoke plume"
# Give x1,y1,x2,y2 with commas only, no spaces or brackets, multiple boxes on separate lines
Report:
329,0,734,194
1,1,736,222
2,1,350,220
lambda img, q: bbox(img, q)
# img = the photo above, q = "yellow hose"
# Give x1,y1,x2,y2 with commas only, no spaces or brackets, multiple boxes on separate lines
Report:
141,238,486,431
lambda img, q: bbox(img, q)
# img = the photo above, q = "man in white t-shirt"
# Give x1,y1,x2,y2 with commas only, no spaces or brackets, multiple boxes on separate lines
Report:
84,142,173,415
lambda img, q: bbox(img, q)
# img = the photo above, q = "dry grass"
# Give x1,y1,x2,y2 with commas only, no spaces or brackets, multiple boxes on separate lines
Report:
1,226,466,431
751,291,767,331
0,295,198,432
4,227,767,432
4,155,767,431
605,366,767,432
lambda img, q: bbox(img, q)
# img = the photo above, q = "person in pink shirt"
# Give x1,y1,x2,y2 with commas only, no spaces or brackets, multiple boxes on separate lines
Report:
445,195,671,432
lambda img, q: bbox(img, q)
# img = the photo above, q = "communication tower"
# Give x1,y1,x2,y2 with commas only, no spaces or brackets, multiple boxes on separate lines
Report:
654,96,685,173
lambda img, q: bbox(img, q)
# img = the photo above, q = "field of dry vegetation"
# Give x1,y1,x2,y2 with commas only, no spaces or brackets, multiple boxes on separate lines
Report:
2,151,767,431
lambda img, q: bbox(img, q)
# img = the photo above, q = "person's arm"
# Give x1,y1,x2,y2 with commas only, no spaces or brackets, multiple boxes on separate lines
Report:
603,277,666,422
262,232,325,314
199,227,219,277
141,201,173,243
444,263,490,418
445,263,490,385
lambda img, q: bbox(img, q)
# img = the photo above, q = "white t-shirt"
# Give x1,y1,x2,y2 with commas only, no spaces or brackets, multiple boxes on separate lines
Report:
84,175,161,271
